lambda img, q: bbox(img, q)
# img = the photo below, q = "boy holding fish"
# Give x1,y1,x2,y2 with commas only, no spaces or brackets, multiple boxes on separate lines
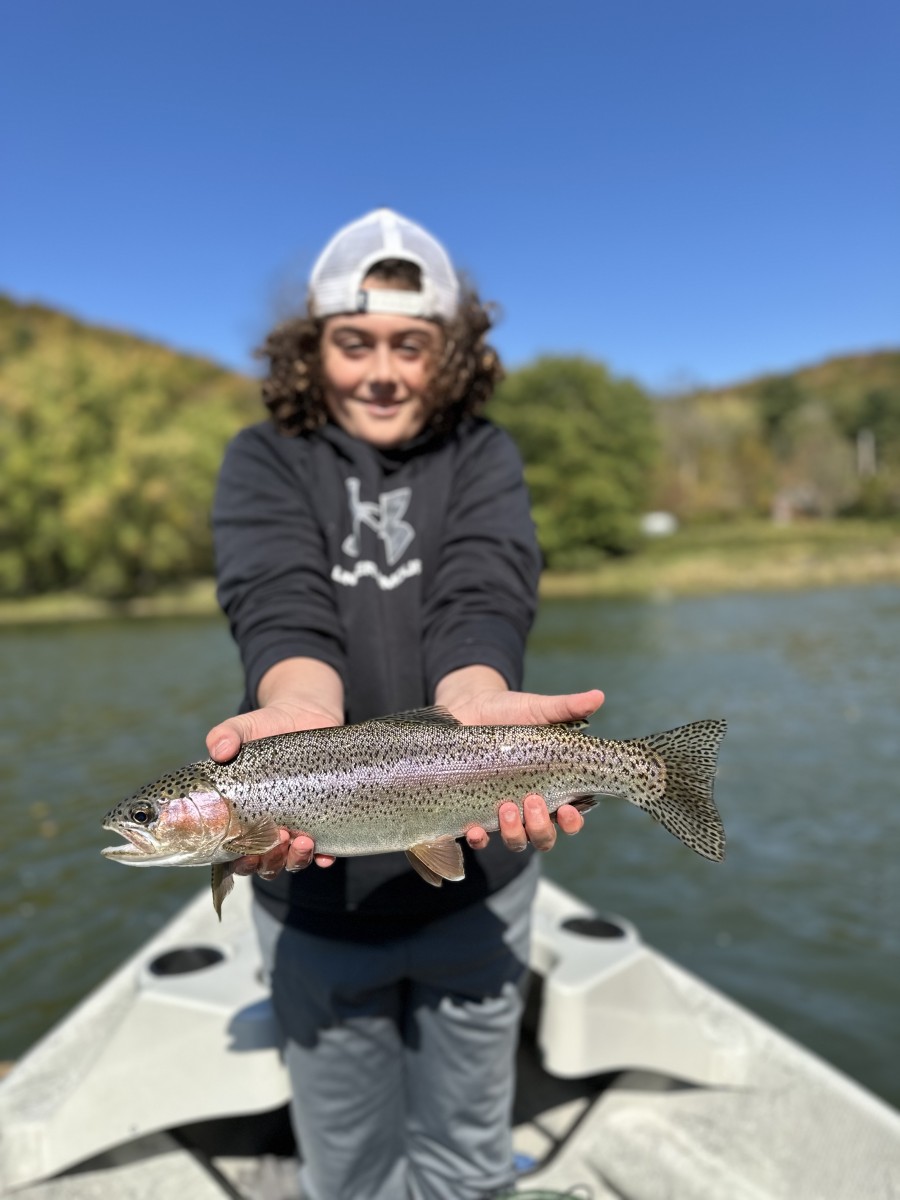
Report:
207,209,602,1200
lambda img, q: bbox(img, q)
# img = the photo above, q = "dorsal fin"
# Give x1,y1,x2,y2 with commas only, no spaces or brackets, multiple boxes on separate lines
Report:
373,706,462,726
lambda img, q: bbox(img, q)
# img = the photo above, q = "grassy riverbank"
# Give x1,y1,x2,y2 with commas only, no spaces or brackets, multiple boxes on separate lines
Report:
540,519,900,598
0,579,223,625
1,520,899,624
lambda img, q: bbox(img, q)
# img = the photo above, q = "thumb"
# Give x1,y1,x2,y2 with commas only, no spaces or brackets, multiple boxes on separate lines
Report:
531,688,605,725
206,715,249,763
206,705,313,761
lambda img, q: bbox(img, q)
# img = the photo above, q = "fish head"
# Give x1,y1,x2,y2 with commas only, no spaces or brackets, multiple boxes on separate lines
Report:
101,767,235,868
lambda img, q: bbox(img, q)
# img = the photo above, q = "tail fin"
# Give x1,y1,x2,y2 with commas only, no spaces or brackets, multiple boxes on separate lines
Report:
632,719,727,862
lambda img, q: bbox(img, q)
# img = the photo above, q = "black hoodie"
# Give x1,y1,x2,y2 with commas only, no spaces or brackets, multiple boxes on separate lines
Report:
212,415,542,940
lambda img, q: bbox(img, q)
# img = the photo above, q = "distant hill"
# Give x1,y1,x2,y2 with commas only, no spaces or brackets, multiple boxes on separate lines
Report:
0,294,260,597
0,294,251,376
687,349,900,434
652,349,900,521
1,293,897,597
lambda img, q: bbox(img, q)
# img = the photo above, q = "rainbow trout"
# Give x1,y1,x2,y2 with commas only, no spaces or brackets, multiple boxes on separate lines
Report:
101,707,727,917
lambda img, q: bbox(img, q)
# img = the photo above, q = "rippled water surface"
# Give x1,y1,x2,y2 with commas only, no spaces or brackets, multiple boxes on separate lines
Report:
1,587,898,1107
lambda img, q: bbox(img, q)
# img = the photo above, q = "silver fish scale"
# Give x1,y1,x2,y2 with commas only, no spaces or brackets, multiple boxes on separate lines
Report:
204,720,672,856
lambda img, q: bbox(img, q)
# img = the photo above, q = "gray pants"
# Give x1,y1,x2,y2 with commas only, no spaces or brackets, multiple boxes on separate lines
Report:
253,858,540,1200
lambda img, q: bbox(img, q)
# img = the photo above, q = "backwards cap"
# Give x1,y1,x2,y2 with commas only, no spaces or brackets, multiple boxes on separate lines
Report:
309,208,460,321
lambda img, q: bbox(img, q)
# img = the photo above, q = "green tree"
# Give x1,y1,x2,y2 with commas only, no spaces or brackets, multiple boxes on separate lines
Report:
777,401,858,516
753,376,805,448
490,357,658,566
0,297,259,597
653,392,774,520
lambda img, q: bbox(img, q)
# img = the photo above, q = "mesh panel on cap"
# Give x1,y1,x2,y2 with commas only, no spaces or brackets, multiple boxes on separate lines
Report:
309,208,459,320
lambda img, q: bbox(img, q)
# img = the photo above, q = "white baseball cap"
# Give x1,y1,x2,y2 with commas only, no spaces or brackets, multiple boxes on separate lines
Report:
309,208,460,321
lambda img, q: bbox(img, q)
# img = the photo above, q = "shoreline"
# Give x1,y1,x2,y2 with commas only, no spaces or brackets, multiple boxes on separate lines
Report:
539,545,900,599
2,521,899,624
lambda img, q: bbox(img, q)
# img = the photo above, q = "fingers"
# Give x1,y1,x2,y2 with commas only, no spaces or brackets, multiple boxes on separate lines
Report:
499,802,527,852
498,796,554,851
555,803,585,836
284,833,335,873
233,829,290,877
497,796,585,853
465,825,490,851
232,829,335,879
522,794,557,851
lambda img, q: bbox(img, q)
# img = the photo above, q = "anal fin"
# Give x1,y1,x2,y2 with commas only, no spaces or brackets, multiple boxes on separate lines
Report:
561,794,600,816
407,838,466,887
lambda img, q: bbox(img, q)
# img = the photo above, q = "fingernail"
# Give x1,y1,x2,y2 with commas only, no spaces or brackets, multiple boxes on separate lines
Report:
213,740,231,759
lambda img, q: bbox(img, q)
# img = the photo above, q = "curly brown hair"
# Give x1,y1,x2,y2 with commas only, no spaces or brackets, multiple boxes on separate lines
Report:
256,260,504,437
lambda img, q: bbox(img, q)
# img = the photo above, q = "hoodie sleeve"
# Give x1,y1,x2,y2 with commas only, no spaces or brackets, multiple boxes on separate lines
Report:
212,425,347,707
422,423,542,696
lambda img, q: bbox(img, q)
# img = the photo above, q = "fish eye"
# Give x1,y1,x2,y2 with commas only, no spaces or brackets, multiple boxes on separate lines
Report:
130,804,154,825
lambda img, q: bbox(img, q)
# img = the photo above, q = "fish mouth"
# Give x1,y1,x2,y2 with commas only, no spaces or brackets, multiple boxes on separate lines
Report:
101,823,212,867
101,823,161,860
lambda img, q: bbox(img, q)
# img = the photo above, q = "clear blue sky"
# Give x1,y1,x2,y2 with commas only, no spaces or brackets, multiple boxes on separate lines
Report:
2,0,897,391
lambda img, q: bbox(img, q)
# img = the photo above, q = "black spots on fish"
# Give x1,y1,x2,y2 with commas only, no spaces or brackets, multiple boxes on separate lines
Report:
158,718,724,865
627,720,727,863
644,720,726,768
626,755,665,795
111,764,223,827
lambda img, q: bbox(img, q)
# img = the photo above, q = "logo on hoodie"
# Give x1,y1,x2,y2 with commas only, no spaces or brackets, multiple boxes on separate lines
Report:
332,477,422,590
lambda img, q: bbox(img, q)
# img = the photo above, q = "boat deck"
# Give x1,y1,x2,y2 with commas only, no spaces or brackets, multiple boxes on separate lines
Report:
2,878,898,1199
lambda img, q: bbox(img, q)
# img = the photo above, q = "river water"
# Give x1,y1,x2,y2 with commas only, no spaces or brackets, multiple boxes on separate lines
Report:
1,586,898,1108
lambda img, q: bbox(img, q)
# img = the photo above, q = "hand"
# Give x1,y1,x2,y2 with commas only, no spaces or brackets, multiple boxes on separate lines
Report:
206,698,341,763
229,826,333,880
465,793,586,855
206,697,341,879
432,670,604,855
447,686,604,729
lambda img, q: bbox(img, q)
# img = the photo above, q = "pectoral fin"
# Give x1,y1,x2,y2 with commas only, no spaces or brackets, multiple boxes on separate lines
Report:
406,838,466,887
222,815,282,857
211,862,237,921
211,815,282,918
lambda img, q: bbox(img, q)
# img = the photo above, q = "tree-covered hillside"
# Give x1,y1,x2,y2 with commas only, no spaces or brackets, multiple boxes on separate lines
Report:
654,350,900,521
0,296,259,596
1,294,897,599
